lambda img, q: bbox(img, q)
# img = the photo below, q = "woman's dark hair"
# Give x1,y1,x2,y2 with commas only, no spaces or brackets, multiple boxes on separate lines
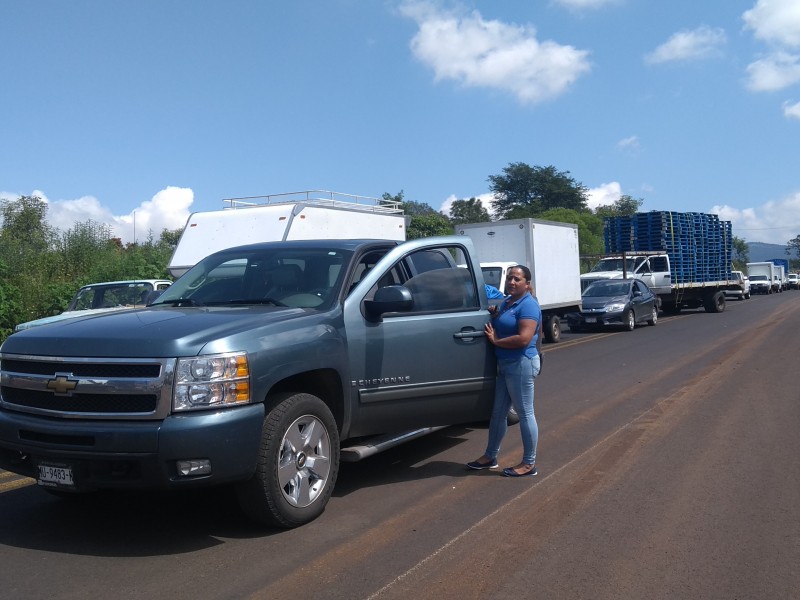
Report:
510,265,531,282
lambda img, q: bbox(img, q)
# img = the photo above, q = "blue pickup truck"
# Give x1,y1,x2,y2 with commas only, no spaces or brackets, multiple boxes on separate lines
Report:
0,236,496,528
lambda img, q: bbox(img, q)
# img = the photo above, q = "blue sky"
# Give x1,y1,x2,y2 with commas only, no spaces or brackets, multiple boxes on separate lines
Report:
2,0,799,245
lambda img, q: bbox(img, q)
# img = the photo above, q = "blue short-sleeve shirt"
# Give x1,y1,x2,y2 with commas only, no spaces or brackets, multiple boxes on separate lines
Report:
493,294,542,360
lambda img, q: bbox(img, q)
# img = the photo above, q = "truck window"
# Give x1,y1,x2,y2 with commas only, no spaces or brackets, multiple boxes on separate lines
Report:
481,266,503,289
348,249,395,295
392,245,478,313
649,257,668,272
401,268,478,311
406,248,454,275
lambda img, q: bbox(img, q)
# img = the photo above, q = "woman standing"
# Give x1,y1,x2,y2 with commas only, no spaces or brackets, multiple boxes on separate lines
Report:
467,265,542,477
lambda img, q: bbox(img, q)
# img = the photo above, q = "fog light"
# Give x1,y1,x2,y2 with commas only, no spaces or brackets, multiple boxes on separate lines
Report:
176,459,212,477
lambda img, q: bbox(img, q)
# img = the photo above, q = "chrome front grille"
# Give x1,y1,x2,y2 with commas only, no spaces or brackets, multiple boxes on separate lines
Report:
0,354,176,420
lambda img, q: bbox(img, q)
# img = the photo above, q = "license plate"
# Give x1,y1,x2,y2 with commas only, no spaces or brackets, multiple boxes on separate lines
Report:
584,317,596,323
37,464,75,488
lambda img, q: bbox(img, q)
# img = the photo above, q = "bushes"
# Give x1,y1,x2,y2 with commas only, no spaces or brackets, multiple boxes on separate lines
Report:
0,195,178,344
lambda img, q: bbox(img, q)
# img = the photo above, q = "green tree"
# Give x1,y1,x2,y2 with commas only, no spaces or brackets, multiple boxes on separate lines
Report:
383,191,453,239
448,197,490,225
786,234,800,259
406,212,453,240
732,236,750,270
539,208,605,264
0,259,22,339
0,195,57,275
594,194,643,218
488,163,589,219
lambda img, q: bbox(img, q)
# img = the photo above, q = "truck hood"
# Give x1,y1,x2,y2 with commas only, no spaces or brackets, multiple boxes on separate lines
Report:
581,271,623,280
14,305,138,332
1,306,313,358
581,294,629,310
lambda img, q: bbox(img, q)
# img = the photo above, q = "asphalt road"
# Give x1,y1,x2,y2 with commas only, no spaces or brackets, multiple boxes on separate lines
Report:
1,291,798,600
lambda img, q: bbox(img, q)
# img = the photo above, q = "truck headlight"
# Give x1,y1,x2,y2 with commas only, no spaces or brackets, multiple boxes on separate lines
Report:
174,352,250,412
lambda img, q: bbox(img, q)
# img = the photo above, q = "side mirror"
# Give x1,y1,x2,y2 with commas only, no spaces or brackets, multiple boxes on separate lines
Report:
364,285,413,320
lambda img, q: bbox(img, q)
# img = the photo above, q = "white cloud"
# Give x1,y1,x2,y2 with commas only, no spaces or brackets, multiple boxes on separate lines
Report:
712,190,800,243
0,187,193,244
743,0,800,48
553,0,620,9
399,1,591,105
616,135,640,153
439,192,496,218
645,26,727,64
587,182,622,210
784,99,800,119
745,51,800,91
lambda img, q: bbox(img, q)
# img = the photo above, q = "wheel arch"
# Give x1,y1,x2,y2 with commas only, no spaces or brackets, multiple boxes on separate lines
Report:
266,368,345,433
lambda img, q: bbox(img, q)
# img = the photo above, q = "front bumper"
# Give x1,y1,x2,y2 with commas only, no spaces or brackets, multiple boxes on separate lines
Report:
566,310,626,328
0,404,264,491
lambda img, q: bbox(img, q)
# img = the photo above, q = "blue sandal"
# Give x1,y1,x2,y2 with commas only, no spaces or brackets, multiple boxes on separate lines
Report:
466,458,498,470
503,465,537,477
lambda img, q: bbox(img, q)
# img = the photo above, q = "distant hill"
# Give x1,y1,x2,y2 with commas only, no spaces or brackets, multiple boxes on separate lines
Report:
747,242,791,262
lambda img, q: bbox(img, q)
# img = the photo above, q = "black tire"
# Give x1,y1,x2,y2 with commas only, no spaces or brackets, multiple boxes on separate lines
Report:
647,305,658,326
623,308,635,331
236,392,340,528
704,290,726,313
544,315,561,343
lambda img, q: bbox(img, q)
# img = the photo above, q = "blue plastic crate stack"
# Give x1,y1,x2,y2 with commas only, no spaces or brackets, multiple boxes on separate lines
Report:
604,211,733,284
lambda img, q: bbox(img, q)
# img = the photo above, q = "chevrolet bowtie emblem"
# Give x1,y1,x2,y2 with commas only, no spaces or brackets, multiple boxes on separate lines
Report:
47,375,79,395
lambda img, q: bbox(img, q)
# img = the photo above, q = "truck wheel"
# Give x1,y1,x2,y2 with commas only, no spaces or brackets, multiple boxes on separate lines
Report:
647,306,658,326
544,315,561,343
236,393,340,528
704,291,726,313
623,309,635,331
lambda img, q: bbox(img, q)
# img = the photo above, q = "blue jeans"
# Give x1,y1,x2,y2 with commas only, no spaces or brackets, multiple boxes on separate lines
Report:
484,354,540,465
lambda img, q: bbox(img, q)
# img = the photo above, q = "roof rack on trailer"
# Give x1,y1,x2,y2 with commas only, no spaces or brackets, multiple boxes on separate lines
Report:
221,190,403,214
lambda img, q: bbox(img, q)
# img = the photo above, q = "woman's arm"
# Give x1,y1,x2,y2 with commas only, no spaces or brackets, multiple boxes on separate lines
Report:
484,318,537,349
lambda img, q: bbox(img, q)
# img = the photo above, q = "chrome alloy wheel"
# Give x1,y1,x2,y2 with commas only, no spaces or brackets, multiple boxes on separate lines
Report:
278,414,332,508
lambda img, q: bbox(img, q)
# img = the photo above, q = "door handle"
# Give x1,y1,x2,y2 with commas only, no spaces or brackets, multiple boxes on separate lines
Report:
453,329,485,339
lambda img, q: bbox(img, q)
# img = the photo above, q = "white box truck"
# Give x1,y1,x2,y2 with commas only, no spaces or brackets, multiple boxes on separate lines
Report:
747,261,778,294
168,190,408,277
456,218,582,342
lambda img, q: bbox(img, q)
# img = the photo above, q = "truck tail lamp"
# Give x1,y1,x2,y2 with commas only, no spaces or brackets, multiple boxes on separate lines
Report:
173,352,251,412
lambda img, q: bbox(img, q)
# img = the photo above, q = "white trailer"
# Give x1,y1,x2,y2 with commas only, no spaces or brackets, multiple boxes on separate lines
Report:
168,191,408,277
456,218,582,342
774,264,786,292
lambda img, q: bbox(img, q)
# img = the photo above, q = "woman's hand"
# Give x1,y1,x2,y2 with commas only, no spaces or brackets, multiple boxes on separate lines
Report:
484,322,496,345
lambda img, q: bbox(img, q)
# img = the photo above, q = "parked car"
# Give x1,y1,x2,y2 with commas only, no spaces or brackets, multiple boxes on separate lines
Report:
725,270,751,300
788,273,799,290
567,278,658,332
14,279,173,332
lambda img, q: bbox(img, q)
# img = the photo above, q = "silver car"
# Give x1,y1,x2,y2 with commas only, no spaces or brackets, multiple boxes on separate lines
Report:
567,278,658,332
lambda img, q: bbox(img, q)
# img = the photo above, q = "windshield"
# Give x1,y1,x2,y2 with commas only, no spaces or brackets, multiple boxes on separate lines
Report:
583,281,632,297
154,246,353,310
68,282,157,311
749,275,768,281
481,266,503,289
590,258,637,273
